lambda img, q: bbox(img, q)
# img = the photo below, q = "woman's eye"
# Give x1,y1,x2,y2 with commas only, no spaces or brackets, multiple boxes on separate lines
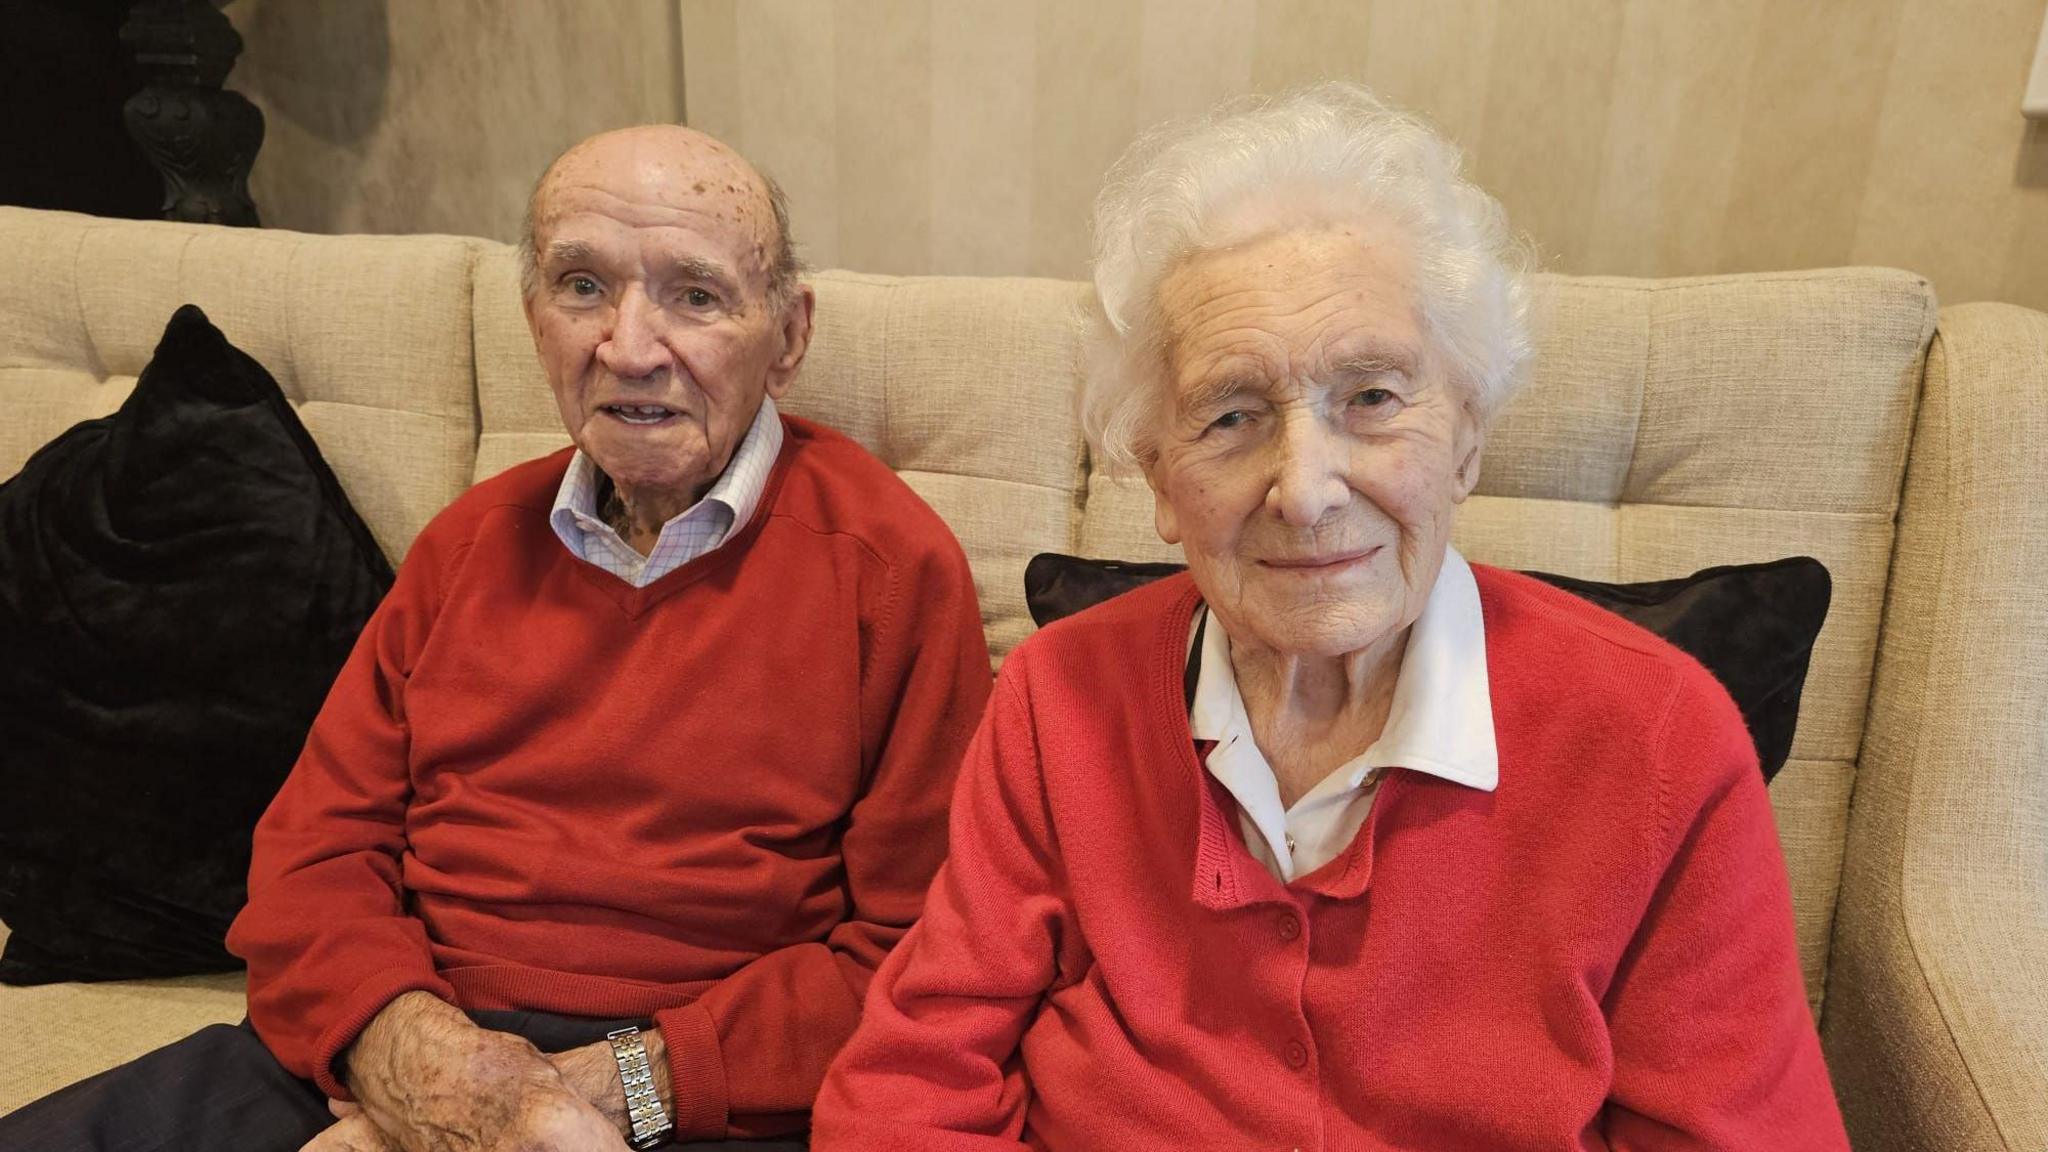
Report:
1209,410,1252,432
684,288,716,307
1351,387,1394,408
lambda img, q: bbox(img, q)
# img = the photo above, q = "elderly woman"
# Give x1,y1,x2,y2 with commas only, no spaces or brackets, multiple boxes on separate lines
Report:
812,85,1848,1150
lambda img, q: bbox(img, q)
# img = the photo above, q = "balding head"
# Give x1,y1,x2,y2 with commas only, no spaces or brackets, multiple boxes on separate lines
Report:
517,122,816,537
519,125,800,306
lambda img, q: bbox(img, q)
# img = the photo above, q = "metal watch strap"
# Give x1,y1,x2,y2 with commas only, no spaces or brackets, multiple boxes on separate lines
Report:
605,1026,673,1150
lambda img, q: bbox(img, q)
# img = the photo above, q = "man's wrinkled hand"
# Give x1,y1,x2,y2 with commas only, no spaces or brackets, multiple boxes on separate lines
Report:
338,991,631,1152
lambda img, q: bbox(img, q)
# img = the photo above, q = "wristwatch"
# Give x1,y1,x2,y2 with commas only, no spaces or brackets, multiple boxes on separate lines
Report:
605,1026,674,1149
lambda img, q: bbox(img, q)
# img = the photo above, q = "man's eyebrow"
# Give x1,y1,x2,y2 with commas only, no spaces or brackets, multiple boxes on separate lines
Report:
664,255,741,296
539,239,598,269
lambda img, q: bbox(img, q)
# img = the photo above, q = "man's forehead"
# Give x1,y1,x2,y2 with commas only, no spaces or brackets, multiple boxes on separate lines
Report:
532,127,777,249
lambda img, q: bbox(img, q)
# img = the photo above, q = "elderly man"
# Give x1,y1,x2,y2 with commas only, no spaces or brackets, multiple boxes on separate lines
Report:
0,125,990,1152
813,85,1850,1149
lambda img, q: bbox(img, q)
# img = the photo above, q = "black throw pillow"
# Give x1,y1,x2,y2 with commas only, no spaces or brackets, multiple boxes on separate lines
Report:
1022,552,1830,784
0,305,395,984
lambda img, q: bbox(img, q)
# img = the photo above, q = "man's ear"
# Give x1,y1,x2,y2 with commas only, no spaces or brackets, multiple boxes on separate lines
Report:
764,285,816,401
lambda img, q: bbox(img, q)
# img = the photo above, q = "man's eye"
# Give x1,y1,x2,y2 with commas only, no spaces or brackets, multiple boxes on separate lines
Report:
565,276,600,297
684,288,716,307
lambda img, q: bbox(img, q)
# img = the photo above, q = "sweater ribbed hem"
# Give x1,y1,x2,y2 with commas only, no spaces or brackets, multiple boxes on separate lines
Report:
655,1000,728,1140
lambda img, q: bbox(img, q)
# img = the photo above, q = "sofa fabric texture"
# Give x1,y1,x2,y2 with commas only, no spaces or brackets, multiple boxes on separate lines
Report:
0,305,394,984
0,207,2041,1152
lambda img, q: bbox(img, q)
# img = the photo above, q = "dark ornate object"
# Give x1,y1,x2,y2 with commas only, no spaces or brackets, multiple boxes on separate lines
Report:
119,0,264,226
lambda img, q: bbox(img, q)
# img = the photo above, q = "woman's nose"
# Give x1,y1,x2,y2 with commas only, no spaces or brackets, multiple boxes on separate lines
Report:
1264,414,1349,527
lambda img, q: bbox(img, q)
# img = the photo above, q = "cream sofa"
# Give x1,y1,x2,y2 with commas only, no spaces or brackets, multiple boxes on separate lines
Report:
0,205,2042,1150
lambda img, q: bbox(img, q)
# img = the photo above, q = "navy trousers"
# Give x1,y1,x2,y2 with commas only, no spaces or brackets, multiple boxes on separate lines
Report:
0,1011,807,1152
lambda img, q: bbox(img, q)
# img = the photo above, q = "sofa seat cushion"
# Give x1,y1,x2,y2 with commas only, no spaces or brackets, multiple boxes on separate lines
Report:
0,922,246,1116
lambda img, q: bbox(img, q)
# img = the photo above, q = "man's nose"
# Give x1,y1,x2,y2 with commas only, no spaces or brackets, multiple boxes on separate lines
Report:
596,285,669,381
1264,412,1349,527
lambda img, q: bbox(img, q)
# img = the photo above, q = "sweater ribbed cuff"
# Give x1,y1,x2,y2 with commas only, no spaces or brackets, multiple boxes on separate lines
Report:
653,1001,728,1140
308,971,457,1101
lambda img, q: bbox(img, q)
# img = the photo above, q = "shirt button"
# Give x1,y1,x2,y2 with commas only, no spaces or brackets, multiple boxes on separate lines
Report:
1277,914,1301,941
1285,1040,1309,1068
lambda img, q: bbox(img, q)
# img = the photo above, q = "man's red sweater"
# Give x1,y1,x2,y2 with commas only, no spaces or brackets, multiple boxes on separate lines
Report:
226,417,992,1141
814,567,1850,1150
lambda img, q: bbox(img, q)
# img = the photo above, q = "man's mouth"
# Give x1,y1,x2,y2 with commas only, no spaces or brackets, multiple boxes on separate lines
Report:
601,404,678,426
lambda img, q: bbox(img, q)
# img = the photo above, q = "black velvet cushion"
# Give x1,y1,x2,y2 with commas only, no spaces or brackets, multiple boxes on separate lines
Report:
1022,552,1830,784
0,305,394,984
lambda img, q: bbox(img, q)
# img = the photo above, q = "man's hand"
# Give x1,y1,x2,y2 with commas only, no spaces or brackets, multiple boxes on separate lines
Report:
333,991,631,1152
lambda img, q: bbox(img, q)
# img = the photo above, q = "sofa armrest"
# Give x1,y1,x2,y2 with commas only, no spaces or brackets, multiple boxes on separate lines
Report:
1824,302,2048,1151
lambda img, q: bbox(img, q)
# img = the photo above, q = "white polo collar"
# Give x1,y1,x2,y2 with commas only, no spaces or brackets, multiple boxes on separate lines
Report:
1189,546,1498,871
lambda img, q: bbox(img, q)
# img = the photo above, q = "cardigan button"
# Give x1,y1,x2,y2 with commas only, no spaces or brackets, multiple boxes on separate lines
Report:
1284,1040,1309,1068
1277,914,1301,941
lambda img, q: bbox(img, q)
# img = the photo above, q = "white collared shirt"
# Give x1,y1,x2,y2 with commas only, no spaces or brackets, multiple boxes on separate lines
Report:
547,397,784,588
1189,547,1498,883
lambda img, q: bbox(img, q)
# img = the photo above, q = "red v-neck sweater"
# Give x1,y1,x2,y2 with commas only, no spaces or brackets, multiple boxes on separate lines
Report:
227,417,992,1141
814,568,1850,1151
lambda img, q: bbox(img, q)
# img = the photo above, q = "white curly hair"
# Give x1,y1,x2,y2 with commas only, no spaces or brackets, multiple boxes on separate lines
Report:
1082,82,1534,470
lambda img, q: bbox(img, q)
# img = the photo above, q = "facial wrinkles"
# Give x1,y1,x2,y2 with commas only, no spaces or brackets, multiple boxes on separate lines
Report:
539,133,779,290
1169,282,1369,393
540,204,769,311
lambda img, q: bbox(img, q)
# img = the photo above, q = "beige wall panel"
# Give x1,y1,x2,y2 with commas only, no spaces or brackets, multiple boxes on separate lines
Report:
1249,0,1374,96
1853,0,2048,306
1584,0,1763,277
1357,0,1499,153
834,2,933,275
224,3,2048,312
931,1,1038,275
738,0,841,267
1718,0,1904,274
229,0,679,243
680,0,743,145
1472,0,1628,268
1136,0,1258,129
1028,0,1144,278
2000,124,2048,307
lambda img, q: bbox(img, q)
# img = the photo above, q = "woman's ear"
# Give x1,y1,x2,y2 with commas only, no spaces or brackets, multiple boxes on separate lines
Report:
1451,403,1485,503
